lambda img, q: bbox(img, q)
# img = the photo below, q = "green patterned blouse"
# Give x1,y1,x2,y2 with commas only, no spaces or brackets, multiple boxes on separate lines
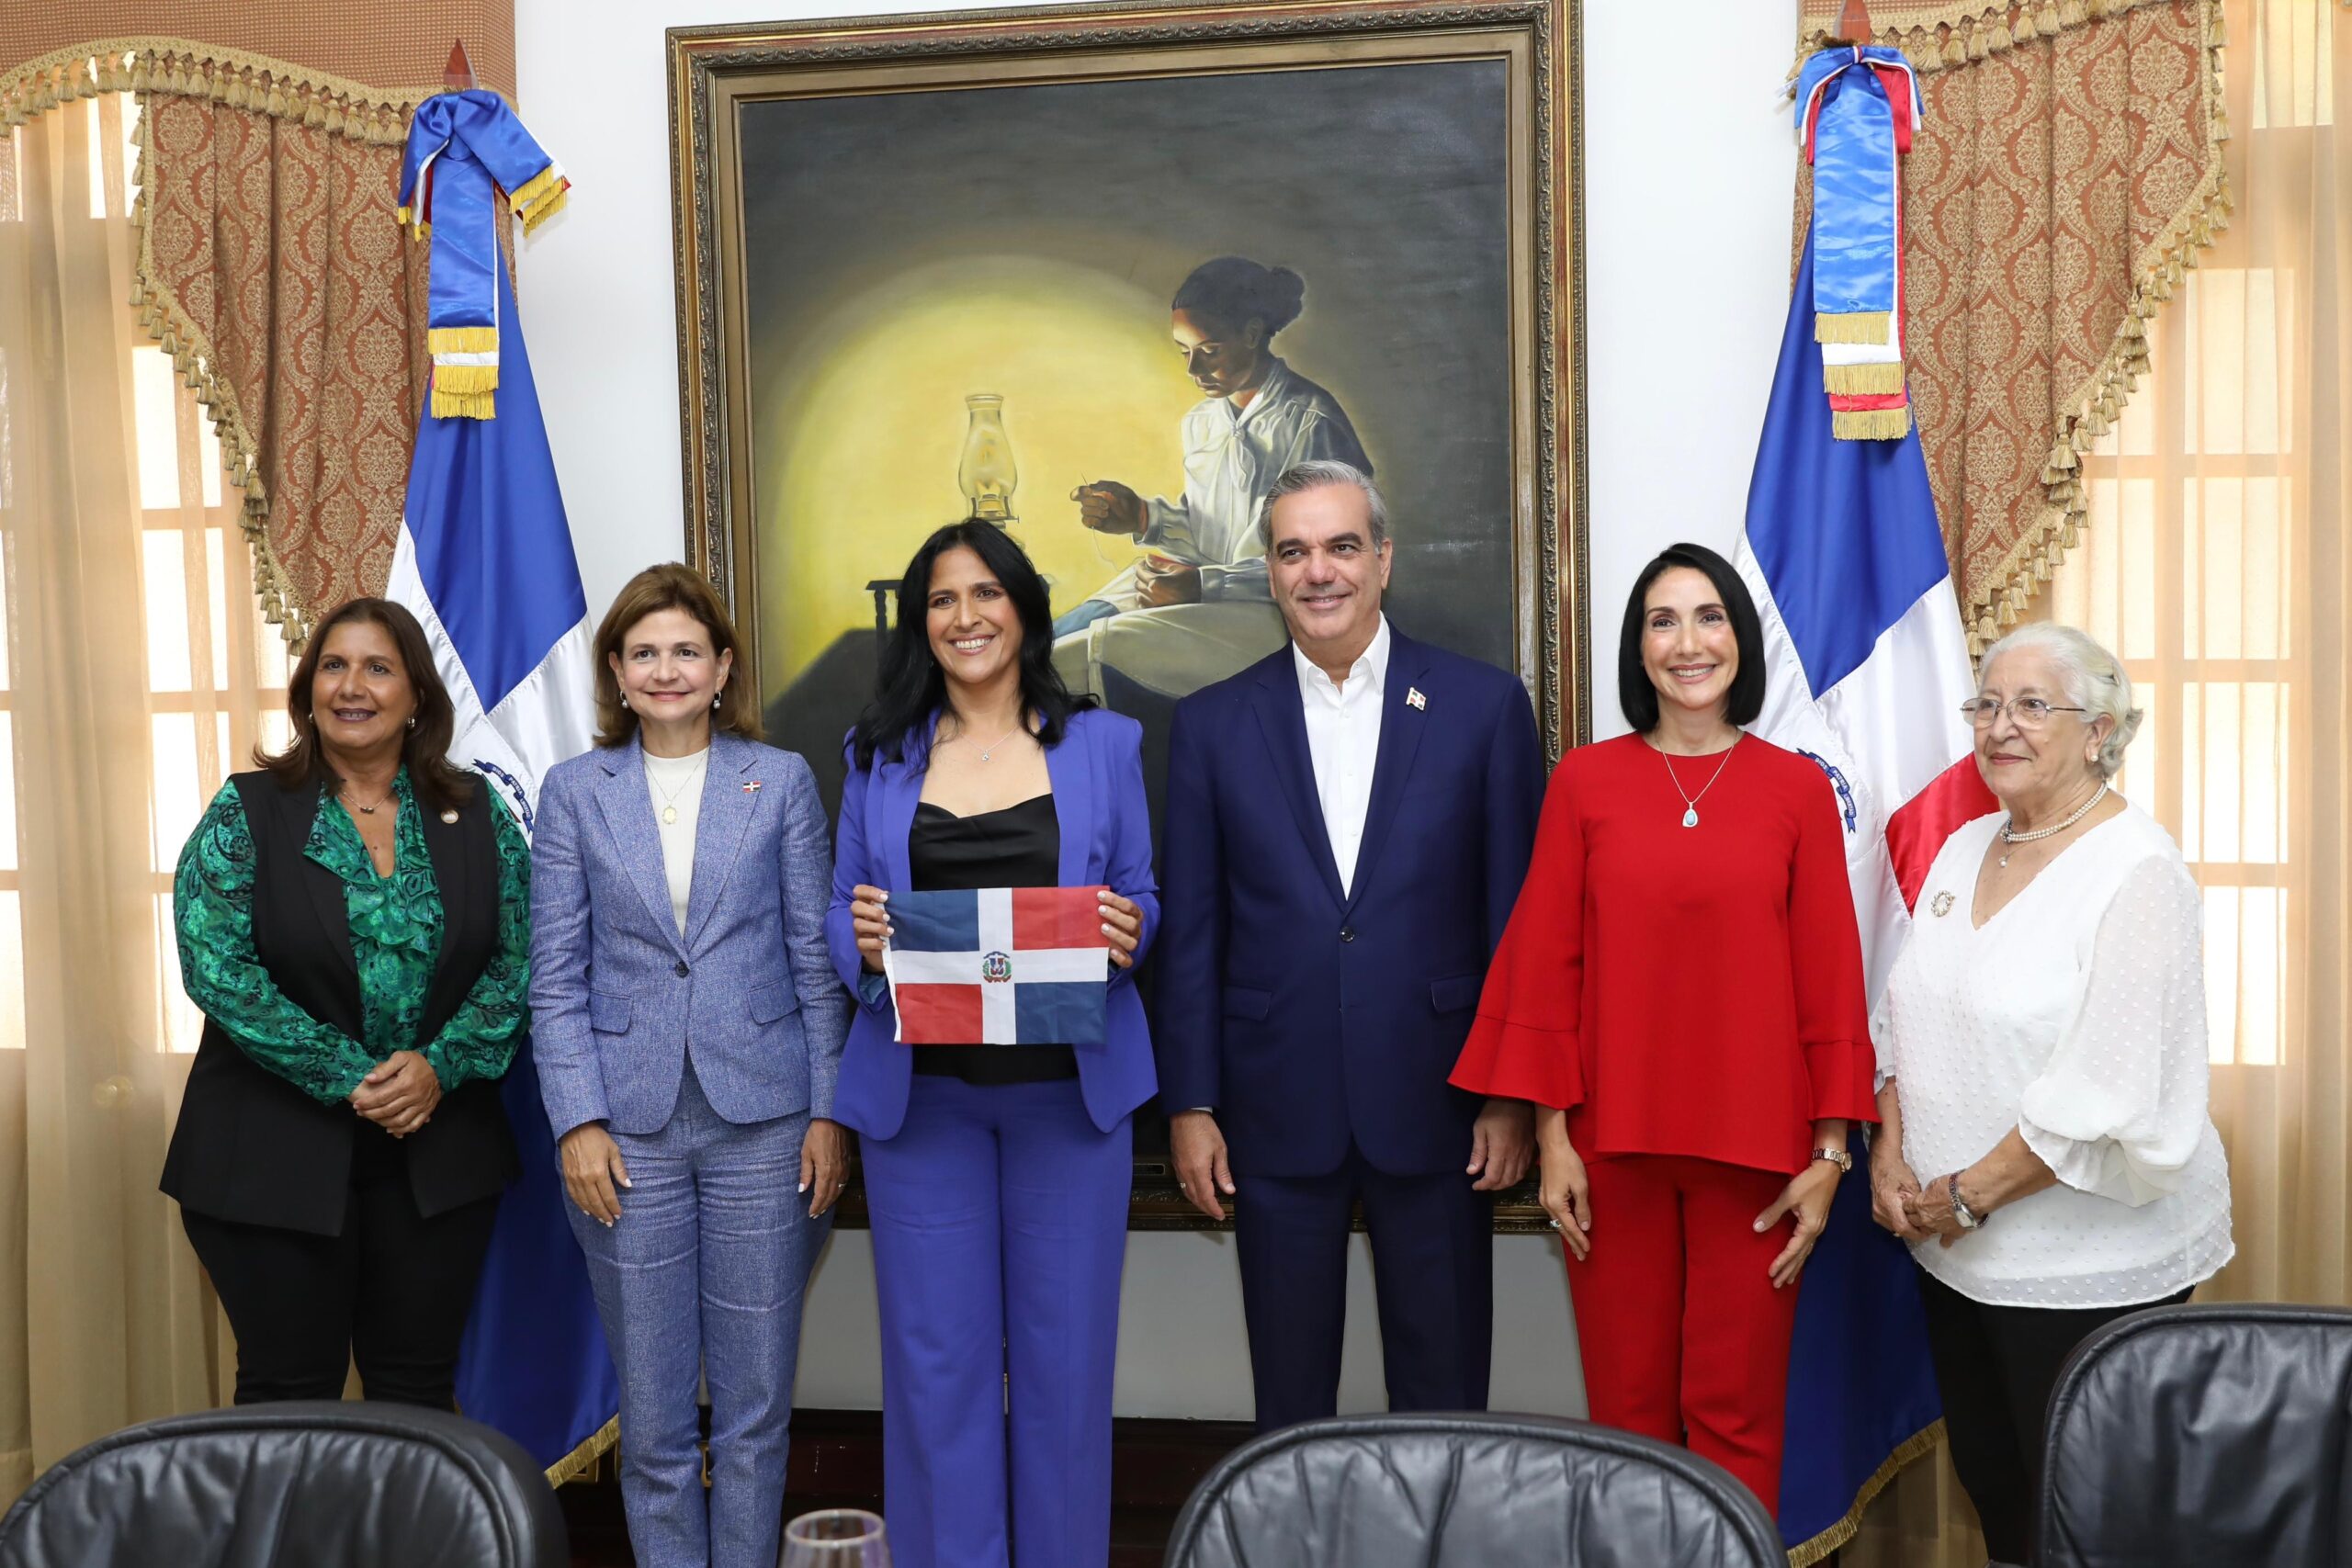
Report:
173,769,532,1105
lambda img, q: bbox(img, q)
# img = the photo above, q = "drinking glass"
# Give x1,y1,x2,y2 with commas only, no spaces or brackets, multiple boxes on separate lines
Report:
780,1508,892,1568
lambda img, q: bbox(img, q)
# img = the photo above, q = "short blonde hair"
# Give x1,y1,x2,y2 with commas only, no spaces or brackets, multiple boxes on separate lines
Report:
1977,622,2143,777
593,563,762,746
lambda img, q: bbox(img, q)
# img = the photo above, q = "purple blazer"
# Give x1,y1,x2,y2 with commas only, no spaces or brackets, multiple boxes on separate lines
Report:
825,706,1159,1139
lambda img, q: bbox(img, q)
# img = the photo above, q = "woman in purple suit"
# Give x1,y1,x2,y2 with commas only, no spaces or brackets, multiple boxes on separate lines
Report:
830,523,1158,1568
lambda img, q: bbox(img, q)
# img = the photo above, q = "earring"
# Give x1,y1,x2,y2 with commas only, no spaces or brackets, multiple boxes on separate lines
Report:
620,694,630,711
712,692,722,710
406,716,417,730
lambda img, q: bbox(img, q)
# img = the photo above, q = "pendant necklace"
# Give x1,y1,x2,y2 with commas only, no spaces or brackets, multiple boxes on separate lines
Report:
345,784,395,816
650,753,708,826
960,723,1024,762
1661,735,1740,829
1998,781,2107,869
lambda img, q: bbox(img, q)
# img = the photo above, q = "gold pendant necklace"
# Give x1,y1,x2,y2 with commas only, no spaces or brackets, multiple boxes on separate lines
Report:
650,754,707,826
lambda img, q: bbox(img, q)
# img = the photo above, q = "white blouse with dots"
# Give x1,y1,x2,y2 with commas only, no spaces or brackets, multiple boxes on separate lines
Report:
1879,806,2234,1309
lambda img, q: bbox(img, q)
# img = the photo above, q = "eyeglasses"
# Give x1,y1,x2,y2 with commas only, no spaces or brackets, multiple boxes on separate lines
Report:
1959,696,2089,728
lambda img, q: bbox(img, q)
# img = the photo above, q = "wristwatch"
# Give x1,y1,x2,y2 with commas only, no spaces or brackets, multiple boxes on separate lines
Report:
1948,1171,1985,1229
1811,1146,1853,1173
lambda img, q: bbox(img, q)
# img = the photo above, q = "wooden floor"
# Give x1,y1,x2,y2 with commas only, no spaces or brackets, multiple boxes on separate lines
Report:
559,1409,1246,1568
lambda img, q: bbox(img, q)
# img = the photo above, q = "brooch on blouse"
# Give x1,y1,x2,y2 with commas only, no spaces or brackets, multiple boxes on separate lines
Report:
1930,890,1955,918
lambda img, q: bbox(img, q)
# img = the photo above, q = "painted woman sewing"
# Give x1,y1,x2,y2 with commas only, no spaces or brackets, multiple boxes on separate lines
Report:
1052,256,1372,698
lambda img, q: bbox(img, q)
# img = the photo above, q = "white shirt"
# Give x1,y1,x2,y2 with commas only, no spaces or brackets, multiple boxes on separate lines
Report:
1294,615,1390,897
1880,806,2234,1307
642,745,709,935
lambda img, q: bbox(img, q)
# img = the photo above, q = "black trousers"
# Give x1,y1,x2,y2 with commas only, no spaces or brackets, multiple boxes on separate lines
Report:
182,1134,501,1409
1917,1269,2195,1565
1233,1143,1493,1433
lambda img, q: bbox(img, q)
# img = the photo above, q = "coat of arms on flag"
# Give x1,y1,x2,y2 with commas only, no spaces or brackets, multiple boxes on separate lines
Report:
884,886,1113,1045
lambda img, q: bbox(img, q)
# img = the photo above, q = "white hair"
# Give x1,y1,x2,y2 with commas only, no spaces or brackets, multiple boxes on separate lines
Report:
1254,459,1389,549
1977,622,2143,778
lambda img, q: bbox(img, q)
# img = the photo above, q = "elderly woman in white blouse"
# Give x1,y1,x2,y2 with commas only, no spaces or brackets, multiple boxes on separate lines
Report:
1868,622,2233,1568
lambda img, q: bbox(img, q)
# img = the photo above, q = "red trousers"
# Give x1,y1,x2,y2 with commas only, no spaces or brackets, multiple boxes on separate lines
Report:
1566,1155,1799,1514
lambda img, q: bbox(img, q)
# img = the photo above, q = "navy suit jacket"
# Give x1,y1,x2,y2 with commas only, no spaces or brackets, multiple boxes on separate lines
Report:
529,730,852,1139
826,706,1159,1140
1154,628,1544,1179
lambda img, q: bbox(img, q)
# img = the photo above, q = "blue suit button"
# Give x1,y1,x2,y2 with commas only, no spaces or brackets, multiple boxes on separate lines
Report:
1340,928,1356,942
675,960,690,977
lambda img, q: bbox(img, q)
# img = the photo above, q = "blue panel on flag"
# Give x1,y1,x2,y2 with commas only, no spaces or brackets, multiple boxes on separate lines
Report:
403,258,589,715
887,889,981,953
1743,234,1952,698
1013,981,1107,1047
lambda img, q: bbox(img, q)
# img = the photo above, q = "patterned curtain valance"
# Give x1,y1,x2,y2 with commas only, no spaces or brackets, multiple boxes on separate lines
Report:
1794,0,2228,648
0,40,486,644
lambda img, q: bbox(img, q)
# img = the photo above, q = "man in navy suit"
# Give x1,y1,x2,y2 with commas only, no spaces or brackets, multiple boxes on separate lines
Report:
1155,459,1544,1430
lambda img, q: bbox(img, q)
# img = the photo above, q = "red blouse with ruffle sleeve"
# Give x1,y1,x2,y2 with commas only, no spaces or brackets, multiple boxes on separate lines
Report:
1449,732,1877,1177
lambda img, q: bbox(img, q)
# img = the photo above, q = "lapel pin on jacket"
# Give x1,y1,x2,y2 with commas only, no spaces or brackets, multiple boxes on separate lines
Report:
743,780,763,794
1407,687,1427,711
440,807,460,824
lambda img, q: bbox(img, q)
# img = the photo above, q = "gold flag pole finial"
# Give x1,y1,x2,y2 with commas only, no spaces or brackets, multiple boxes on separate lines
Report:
443,39,477,92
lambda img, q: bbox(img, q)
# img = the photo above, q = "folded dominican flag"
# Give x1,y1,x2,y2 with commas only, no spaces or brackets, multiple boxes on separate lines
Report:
1795,44,1923,440
884,886,1112,1045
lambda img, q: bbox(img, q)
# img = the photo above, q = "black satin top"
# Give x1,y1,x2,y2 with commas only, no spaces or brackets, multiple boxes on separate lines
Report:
907,794,1080,1085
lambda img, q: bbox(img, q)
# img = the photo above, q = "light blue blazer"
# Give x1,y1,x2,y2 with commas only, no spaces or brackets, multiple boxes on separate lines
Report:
530,729,851,1139
825,706,1159,1140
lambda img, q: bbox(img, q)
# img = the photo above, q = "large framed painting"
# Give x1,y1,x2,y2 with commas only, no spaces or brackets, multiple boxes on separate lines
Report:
669,0,1587,1229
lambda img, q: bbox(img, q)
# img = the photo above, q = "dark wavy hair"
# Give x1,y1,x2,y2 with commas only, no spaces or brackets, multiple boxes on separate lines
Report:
259,598,476,814
852,523,1093,770
1617,543,1767,733
1171,256,1306,339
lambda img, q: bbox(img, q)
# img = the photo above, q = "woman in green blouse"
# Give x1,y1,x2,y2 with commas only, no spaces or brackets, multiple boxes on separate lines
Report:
161,598,530,1407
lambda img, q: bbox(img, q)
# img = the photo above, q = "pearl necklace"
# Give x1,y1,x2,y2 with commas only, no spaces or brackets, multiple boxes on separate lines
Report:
1998,781,2108,868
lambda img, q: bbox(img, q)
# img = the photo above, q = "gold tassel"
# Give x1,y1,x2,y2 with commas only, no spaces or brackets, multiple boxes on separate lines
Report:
1988,18,2015,50
1825,361,1906,395
428,325,500,355
266,81,287,117
1967,20,1989,58
432,362,500,395
431,386,498,420
2038,1,2063,30
506,162,567,218
302,93,326,129
1815,310,1893,344
1833,406,1912,441
323,98,346,134
519,186,568,234
1943,30,1969,65
2060,0,2086,24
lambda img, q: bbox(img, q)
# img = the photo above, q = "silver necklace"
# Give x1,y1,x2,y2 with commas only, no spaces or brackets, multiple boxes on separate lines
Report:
649,751,707,826
1998,781,2108,868
1661,735,1740,829
956,722,1024,762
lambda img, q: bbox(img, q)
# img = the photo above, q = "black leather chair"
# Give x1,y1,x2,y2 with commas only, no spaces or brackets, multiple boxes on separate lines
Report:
0,1401,568,1568
2039,1303,2352,1568
1164,1413,1784,1568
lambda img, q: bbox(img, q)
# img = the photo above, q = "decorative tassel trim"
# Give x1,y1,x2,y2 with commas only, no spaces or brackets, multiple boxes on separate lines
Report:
428,326,499,356
0,38,512,148
1826,361,1908,395
1785,1422,1950,1567
1815,310,1894,344
431,385,498,420
519,186,569,235
431,362,500,395
1790,0,2202,79
506,162,568,219
1961,0,2230,651
542,1415,621,1489
1833,406,1914,440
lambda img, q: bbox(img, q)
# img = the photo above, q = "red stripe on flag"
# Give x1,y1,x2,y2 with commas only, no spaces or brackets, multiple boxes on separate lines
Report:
1010,886,1107,951
1885,757,1997,909
896,983,984,1046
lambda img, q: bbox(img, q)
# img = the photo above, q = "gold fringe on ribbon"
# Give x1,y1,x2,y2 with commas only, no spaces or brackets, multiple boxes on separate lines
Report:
1833,405,1913,440
1815,310,1894,344
1784,1421,1949,1567
432,363,499,395
507,162,566,219
431,385,498,420
543,1415,622,1489
1826,361,1908,395
519,186,569,236
428,325,500,356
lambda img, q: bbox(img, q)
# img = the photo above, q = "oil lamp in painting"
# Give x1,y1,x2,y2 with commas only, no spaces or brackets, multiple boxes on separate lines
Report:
957,393,1018,523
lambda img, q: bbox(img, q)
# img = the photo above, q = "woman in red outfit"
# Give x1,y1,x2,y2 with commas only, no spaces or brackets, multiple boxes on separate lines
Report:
1450,543,1876,1512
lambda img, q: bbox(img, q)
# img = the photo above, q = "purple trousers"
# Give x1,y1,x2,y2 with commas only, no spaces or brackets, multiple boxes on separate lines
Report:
862,1075,1131,1568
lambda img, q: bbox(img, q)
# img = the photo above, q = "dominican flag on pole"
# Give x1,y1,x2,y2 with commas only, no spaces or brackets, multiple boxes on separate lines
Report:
1740,229,1997,1554
884,886,1112,1045
389,107,618,1480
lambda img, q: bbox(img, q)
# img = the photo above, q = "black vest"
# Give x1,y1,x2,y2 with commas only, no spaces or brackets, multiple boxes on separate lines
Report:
160,772,520,1235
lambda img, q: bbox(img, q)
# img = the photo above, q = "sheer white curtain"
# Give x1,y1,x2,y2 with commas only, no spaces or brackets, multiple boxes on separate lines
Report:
0,88,288,1502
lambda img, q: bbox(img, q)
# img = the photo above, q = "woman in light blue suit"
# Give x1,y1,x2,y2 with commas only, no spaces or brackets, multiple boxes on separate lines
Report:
830,523,1157,1568
531,563,851,1568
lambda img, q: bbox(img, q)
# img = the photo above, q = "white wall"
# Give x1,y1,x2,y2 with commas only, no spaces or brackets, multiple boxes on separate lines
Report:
515,0,1797,1420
